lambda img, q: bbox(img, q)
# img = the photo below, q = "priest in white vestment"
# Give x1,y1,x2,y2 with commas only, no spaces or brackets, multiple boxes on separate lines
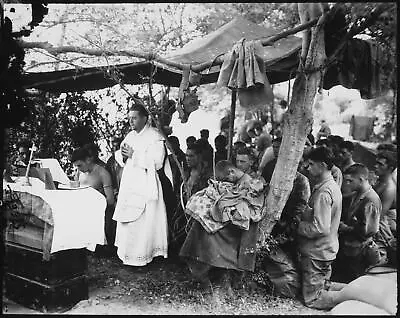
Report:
113,104,170,266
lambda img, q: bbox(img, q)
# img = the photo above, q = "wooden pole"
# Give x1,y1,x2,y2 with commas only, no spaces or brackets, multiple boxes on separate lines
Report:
270,84,275,131
259,4,330,241
227,89,236,161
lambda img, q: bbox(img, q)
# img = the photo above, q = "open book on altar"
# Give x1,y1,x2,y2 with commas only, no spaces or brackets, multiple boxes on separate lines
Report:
31,158,71,185
28,167,57,190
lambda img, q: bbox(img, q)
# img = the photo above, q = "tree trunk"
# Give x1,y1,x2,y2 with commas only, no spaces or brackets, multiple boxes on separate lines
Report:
259,7,328,241
270,84,274,128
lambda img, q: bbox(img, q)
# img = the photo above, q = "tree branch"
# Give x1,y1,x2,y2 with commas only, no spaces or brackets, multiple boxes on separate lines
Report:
259,3,342,242
41,18,98,28
177,4,186,47
21,2,386,86
190,14,322,72
158,7,167,34
307,3,391,73
19,39,186,71
329,4,389,59
19,13,322,74
25,56,88,71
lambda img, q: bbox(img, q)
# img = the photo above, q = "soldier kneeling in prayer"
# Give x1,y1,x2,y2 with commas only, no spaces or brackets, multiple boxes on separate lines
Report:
333,164,382,283
297,147,346,310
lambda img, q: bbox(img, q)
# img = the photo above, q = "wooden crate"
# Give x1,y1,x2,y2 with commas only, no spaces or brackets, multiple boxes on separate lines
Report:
4,242,87,285
5,222,45,251
4,210,54,259
4,272,88,313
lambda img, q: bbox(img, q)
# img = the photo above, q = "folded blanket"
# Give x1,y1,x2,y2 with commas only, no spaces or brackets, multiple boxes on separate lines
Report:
185,177,266,233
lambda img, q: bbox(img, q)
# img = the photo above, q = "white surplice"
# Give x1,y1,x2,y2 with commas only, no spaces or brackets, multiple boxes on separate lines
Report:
113,124,169,266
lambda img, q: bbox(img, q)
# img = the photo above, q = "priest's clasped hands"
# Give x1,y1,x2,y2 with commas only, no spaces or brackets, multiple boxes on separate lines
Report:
121,143,134,160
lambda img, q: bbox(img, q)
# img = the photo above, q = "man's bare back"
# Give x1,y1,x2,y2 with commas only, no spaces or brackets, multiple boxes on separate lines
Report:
79,164,111,193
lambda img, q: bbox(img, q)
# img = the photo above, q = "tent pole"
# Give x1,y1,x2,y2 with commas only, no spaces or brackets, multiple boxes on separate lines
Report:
227,89,236,161
270,84,275,129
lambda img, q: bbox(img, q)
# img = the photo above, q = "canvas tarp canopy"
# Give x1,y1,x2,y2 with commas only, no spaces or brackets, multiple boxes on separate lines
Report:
22,17,302,93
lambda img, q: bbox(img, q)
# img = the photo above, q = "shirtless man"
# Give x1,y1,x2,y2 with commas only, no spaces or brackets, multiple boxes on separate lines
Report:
83,143,106,167
71,147,116,247
72,147,114,203
374,151,396,235
376,143,397,189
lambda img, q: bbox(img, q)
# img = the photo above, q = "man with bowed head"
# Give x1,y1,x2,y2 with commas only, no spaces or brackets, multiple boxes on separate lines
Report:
113,104,170,266
297,146,345,310
334,164,381,283
71,147,116,251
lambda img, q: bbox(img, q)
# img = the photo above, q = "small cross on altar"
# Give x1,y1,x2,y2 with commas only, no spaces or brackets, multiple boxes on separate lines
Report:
20,142,37,186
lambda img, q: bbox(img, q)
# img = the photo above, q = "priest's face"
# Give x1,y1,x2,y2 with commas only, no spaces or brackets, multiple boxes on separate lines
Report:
128,110,147,132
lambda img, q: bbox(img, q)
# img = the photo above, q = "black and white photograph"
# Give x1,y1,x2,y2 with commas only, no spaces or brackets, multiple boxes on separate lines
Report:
1,1,397,315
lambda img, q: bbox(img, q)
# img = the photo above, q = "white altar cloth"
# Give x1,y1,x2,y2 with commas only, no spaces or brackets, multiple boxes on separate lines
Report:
4,177,106,254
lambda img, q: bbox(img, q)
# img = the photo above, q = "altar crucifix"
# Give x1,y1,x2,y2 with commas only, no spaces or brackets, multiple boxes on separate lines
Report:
20,142,38,186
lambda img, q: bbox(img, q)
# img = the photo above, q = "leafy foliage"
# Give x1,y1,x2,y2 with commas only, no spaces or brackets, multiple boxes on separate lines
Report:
1,3,49,128
195,3,299,35
343,3,397,90
3,3,397,168
345,2,397,141
6,91,130,174
0,17,29,127
5,84,179,174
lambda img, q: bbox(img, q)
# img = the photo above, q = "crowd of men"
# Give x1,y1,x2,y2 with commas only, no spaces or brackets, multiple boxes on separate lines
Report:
5,106,397,311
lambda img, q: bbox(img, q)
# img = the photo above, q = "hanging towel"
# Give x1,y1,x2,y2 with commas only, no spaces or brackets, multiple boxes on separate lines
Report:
218,38,274,109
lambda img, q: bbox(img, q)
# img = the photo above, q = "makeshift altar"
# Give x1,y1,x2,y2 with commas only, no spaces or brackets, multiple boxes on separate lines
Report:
3,176,106,312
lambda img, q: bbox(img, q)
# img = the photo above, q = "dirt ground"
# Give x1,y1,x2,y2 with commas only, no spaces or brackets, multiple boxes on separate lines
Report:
62,252,323,315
